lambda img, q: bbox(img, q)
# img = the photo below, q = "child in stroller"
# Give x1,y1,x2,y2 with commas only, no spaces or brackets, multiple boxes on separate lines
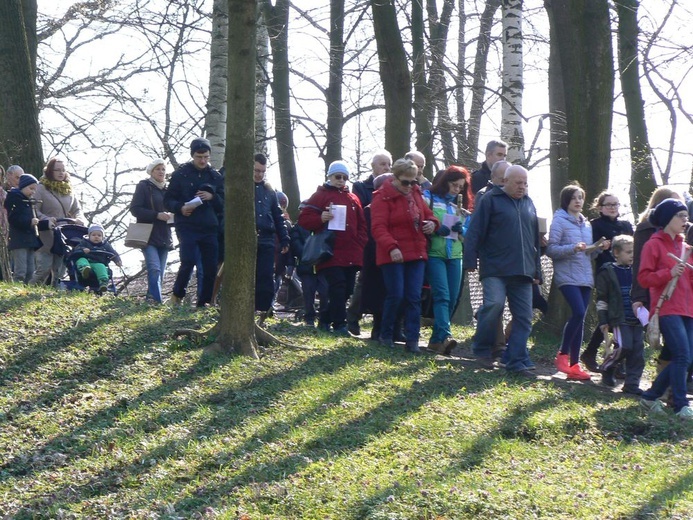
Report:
67,223,122,294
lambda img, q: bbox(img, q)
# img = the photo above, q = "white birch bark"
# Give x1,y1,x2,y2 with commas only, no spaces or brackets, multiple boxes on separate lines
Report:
255,17,269,156
203,0,228,168
501,0,526,164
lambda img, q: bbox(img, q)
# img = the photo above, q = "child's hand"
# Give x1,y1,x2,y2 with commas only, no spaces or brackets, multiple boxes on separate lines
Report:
31,217,39,227
83,248,91,254
671,262,685,277
574,242,587,252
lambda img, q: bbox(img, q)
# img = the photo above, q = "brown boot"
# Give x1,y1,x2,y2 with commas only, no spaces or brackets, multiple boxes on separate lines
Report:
442,337,458,356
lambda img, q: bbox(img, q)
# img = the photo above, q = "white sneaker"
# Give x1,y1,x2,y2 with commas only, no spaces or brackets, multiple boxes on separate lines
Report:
639,398,666,416
675,406,693,420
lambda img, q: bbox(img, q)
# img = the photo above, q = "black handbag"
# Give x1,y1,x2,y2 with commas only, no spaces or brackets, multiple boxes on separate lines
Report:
301,230,335,266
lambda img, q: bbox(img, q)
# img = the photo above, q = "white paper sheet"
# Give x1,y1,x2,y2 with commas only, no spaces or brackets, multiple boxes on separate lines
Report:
637,306,649,327
185,196,203,208
327,204,347,231
443,214,461,240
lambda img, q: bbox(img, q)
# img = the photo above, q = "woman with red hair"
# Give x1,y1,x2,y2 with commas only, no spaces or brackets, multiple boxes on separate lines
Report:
422,165,474,354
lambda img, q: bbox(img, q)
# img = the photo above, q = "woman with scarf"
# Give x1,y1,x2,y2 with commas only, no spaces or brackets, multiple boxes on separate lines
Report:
31,157,85,286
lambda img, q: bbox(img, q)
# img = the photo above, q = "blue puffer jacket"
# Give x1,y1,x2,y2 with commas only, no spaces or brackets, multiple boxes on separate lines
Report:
546,209,596,288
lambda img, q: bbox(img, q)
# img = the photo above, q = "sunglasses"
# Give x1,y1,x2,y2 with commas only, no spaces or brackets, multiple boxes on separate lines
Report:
399,179,419,187
331,174,348,181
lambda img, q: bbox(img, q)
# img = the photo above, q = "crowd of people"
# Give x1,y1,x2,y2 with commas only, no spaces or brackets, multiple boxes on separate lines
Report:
1,137,692,420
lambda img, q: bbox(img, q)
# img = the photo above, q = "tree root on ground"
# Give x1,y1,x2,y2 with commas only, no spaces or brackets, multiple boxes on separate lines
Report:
173,322,313,352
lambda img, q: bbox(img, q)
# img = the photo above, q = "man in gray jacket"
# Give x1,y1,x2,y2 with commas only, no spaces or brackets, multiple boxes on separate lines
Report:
463,165,542,375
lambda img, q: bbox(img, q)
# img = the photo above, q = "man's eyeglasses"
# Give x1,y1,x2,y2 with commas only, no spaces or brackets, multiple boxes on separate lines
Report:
331,174,348,181
399,179,419,187
601,203,620,208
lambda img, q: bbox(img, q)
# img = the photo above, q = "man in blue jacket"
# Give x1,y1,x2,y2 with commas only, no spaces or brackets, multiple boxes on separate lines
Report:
464,165,542,376
253,153,290,313
164,137,224,307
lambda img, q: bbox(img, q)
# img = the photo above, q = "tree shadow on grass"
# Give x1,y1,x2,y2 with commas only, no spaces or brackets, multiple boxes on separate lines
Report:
4,344,378,516
0,300,203,429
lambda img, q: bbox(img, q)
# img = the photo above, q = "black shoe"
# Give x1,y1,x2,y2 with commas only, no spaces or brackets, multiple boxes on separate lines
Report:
370,327,381,340
602,372,616,387
347,321,361,336
507,368,537,379
614,361,626,380
580,352,599,373
333,325,351,337
622,386,643,396
378,337,395,348
406,343,422,355
393,329,406,343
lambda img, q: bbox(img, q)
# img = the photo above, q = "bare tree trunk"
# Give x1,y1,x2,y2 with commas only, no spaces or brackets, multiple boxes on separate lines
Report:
220,0,260,358
21,0,37,82
371,0,412,159
0,0,44,176
616,0,655,214
545,0,613,201
204,0,229,169
255,10,269,155
427,0,456,168
262,0,300,217
501,0,526,165
324,0,345,169
412,0,433,173
460,0,502,167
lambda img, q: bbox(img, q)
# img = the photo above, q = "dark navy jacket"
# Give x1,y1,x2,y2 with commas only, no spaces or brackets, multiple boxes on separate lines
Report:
164,162,223,232
3,188,42,250
255,181,289,247
463,185,542,282
130,179,173,250
352,175,376,207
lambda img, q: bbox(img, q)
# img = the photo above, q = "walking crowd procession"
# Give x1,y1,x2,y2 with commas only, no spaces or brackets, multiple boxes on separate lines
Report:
1,137,692,420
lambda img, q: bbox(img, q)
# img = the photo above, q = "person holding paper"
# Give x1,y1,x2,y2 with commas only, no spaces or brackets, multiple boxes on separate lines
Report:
164,137,224,307
422,166,473,355
298,160,367,336
547,183,610,380
370,158,439,354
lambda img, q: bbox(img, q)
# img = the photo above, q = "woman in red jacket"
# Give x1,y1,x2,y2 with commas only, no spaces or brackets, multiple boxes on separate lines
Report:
370,158,438,353
298,160,367,336
637,198,693,420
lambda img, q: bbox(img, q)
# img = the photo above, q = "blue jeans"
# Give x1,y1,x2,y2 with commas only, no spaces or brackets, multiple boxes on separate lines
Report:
473,276,533,371
643,315,693,412
142,245,169,303
173,227,218,306
381,260,426,345
559,285,592,365
427,257,462,343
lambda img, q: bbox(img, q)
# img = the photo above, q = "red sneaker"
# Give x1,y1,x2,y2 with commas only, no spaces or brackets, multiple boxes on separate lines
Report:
555,352,570,373
566,363,591,380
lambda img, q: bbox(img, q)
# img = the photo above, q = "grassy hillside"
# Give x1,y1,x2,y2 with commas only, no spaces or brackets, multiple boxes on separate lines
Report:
0,284,691,519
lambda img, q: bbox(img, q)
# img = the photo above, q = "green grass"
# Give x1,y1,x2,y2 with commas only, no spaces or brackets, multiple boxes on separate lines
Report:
0,283,691,519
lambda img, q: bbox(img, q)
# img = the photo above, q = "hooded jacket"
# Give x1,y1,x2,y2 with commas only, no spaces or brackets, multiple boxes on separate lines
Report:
463,185,541,281
297,183,367,271
546,209,596,288
254,181,289,247
637,230,693,318
370,178,438,266
590,214,633,270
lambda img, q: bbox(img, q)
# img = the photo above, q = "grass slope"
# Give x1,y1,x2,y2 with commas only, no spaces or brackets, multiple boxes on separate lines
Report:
0,284,691,519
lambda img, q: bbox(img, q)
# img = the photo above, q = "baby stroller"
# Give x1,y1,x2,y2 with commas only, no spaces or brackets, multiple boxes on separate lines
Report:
55,220,117,294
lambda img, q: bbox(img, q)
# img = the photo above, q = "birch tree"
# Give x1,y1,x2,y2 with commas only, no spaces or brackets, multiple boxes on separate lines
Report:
204,0,229,168
501,0,526,164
